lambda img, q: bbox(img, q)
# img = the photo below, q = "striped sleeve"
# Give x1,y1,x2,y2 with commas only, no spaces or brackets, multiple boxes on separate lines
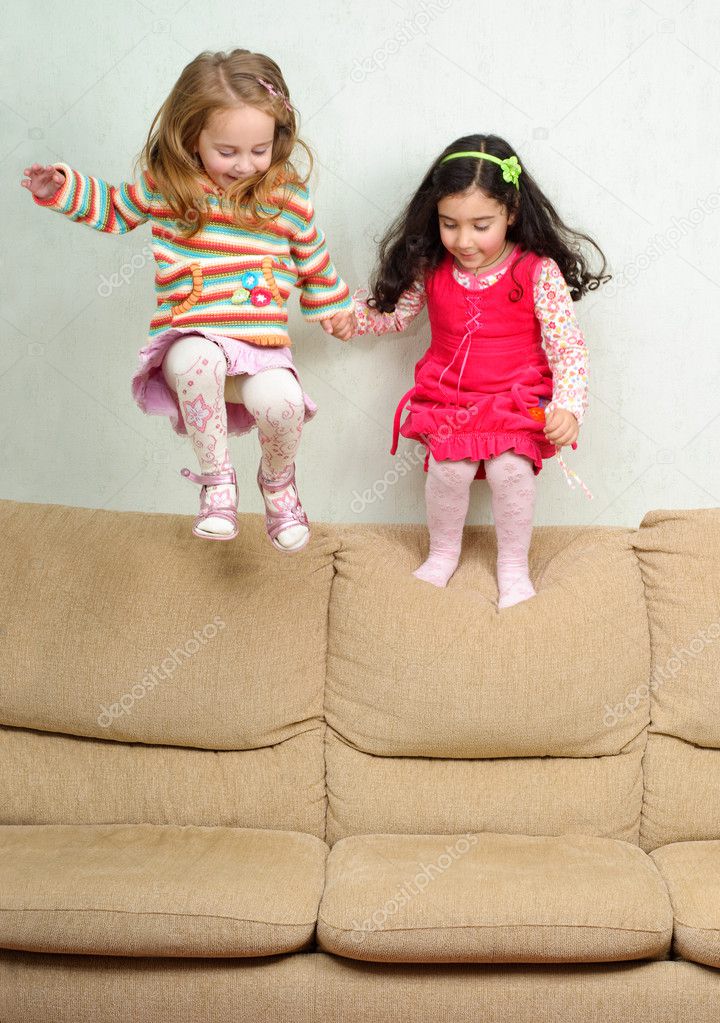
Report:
32,162,155,234
288,186,351,320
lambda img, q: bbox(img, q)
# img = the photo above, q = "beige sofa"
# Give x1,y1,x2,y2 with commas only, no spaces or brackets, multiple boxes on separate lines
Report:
0,497,719,1022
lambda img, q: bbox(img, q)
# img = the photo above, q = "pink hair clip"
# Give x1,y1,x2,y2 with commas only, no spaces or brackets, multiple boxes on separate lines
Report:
256,77,292,113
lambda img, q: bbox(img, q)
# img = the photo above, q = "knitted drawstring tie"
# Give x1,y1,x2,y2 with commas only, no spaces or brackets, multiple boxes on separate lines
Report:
555,446,593,500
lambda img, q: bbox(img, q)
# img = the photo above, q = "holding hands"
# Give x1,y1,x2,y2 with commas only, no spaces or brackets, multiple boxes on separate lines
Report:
21,163,66,200
321,309,356,341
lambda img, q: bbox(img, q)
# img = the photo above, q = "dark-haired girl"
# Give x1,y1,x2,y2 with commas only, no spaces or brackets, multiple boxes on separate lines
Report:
351,135,609,608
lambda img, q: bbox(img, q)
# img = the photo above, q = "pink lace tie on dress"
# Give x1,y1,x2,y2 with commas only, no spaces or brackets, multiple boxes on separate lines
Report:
436,290,484,408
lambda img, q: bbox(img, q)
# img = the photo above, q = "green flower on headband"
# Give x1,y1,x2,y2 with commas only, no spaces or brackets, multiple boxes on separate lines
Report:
500,156,522,188
439,149,523,189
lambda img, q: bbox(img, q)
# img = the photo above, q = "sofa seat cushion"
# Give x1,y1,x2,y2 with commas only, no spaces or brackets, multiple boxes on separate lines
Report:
650,840,720,966
0,824,327,957
317,832,673,963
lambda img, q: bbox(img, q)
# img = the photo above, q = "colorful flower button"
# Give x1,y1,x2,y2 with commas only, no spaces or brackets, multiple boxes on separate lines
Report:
528,398,548,422
250,287,273,307
230,286,250,304
240,271,262,289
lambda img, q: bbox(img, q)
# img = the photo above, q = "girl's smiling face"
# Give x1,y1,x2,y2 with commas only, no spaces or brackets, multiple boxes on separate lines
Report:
195,105,275,189
437,187,516,270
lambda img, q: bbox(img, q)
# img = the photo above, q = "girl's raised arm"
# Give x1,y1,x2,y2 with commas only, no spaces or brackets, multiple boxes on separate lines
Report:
25,161,155,234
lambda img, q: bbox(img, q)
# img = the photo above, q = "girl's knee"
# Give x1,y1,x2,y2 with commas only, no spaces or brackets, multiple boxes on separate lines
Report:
428,454,480,485
258,367,303,401
239,367,304,420
161,335,226,390
484,449,535,487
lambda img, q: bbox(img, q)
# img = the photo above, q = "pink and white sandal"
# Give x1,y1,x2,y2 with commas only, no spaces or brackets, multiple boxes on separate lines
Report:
180,466,239,541
256,459,310,553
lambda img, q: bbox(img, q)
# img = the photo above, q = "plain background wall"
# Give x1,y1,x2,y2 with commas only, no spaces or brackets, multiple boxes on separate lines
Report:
2,0,718,527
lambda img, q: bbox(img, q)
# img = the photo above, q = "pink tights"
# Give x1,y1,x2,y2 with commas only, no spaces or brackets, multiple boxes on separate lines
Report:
413,450,537,609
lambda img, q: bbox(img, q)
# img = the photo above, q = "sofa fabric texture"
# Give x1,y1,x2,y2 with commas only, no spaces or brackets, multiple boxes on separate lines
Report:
0,499,719,1021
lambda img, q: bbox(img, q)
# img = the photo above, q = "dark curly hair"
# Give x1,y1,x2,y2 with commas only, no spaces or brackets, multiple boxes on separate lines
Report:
367,133,611,312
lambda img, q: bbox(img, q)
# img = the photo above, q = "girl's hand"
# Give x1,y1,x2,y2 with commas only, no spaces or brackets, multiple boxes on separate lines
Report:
321,310,356,341
21,163,66,200
543,407,579,447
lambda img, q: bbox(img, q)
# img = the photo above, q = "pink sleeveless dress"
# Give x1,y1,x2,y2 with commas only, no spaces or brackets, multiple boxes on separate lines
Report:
391,246,560,481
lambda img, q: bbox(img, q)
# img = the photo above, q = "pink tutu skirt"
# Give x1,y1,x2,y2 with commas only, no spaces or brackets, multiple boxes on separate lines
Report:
130,327,318,437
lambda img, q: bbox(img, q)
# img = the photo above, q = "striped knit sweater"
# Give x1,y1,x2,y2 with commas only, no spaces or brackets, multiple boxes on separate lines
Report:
33,163,352,347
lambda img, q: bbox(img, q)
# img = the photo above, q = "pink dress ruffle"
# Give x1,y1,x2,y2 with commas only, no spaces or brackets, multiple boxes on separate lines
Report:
397,375,557,480
402,422,553,479
131,327,318,437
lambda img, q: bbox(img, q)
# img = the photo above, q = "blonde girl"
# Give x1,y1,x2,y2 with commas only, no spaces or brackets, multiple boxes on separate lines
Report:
22,49,353,550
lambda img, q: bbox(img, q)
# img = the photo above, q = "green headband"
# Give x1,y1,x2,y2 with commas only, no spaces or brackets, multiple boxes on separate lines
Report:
440,150,522,190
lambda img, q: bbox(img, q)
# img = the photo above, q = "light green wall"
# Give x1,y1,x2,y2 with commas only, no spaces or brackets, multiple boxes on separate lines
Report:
3,0,718,525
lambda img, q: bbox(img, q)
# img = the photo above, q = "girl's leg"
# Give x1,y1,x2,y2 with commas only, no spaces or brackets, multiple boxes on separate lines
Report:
413,454,481,587
226,367,308,550
483,449,537,609
161,334,237,537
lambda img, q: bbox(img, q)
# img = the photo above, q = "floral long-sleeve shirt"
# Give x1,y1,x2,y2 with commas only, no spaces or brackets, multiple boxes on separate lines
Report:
353,254,589,426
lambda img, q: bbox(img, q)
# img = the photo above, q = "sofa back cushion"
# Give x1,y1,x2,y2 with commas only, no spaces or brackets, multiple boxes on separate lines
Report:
325,522,650,845
0,500,334,838
633,509,720,851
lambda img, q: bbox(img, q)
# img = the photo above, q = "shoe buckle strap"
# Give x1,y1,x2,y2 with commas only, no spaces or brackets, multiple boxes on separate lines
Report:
181,467,236,487
257,462,295,491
